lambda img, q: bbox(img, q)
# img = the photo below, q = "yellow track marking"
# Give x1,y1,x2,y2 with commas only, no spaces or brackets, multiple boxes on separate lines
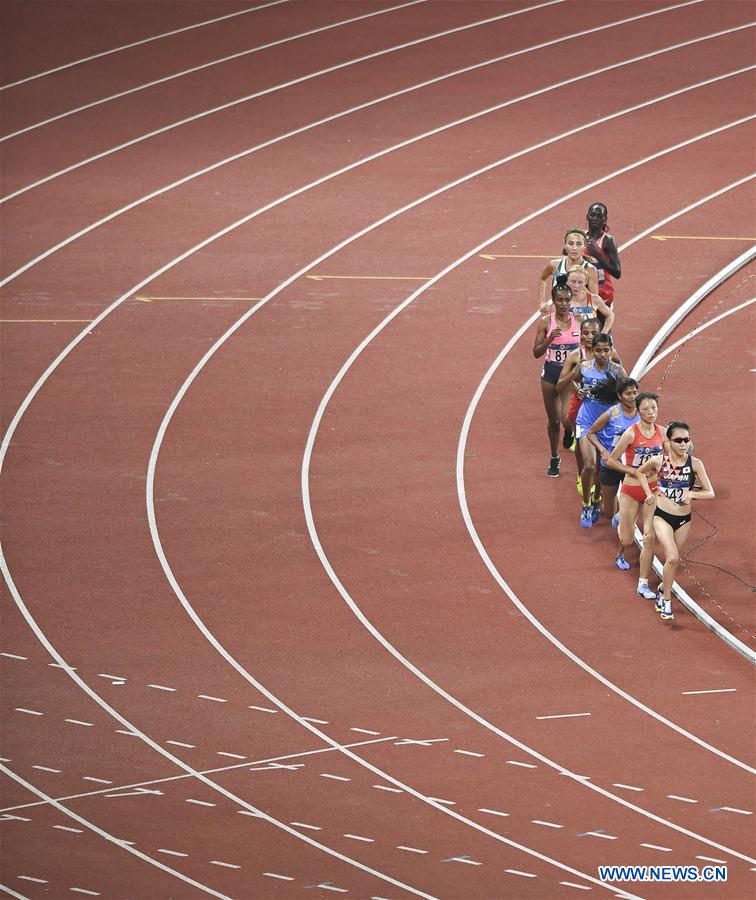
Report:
651,234,756,242
133,295,261,302
0,319,93,323
305,275,429,282
479,253,552,260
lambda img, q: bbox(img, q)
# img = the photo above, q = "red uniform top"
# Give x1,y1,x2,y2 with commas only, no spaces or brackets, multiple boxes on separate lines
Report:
624,422,666,477
589,232,615,304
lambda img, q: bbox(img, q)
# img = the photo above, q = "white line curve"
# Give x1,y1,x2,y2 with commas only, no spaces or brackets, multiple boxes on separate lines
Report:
0,0,289,91
0,0,429,140
0,0,708,203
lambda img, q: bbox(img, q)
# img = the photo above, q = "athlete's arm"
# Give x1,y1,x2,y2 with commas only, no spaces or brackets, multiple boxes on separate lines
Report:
605,426,636,475
538,259,558,306
586,409,611,460
689,457,715,500
592,293,615,332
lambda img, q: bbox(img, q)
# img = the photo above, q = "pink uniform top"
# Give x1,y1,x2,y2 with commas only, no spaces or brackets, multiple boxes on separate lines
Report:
545,310,580,364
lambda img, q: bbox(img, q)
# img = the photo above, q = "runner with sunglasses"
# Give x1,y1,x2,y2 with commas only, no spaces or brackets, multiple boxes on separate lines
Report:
635,422,715,621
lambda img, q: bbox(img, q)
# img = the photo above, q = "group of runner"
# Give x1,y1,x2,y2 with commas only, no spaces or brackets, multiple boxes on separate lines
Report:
533,204,715,621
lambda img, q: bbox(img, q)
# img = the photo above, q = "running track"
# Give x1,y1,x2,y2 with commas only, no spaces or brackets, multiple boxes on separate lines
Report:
0,2,754,898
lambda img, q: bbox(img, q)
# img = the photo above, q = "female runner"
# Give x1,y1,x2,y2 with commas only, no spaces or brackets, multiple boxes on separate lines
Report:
569,333,625,527
585,378,639,525
538,229,598,310
585,202,621,307
606,392,666,597
557,318,623,496
635,422,715,621
565,265,615,332
533,283,581,477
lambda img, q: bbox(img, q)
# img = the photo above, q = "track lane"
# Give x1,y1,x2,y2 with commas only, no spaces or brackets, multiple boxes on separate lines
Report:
2,7,752,892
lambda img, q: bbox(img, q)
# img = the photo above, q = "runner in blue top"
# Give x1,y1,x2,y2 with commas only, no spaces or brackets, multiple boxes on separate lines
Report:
586,378,639,526
569,333,626,528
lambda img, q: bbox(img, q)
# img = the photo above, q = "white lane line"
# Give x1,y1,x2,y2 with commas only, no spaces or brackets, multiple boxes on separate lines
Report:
560,883,592,891
640,843,672,852
0,652,27,660
81,777,112,784
1,764,227,899
249,705,277,713
453,749,485,757
716,807,752,815
64,719,94,727
157,849,188,857
446,857,481,866
32,766,61,774
505,869,536,877
69,890,100,896
532,820,563,829
14,708,43,716
506,760,537,768
612,784,644,792
317,886,348,894
49,663,76,670
53,825,84,833
3,8,735,288
291,822,321,831
301,717,329,725
209,861,240,869
263,873,294,881
97,673,125,680
165,740,195,749
350,728,381,735
197,694,226,703
114,729,139,736
148,684,176,692
397,846,428,854
344,834,374,842
478,808,510,817
1,737,395,814
583,832,618,840
667,795,698,804
373,785,403,793
3,66,746,900
696,856,728,864
185,799,216,807
1,883,31,899
1,0,429,140
0,2,289,90
216,752,246,760
0,814,30,821
536,712,591,720
427,797,455,806
17,878,47,884
319,774,351,782
394,738,448,746
681,688,737,695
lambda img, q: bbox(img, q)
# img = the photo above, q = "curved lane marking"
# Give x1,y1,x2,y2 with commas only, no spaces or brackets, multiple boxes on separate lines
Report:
645,297,755,370
0,0,430,140
0,0,560,142
1,101,752,895
0,763,230,898
2,41,749,293
297,148,756,864
0,1,289,91
0,0,707,202
458,178,756,769
145,125,755,871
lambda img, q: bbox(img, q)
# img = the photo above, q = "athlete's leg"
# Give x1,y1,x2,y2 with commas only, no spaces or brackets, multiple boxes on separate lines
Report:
540,380,561,457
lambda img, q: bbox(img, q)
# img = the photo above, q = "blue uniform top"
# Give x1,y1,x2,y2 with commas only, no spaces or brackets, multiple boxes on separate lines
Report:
597,403,639,466
575,359,622,428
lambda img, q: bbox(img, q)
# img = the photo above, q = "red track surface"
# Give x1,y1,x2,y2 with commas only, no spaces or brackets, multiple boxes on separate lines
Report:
1,2,754,898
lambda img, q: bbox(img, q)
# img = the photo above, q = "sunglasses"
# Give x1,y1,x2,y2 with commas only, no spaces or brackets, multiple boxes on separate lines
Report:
670,436,691,444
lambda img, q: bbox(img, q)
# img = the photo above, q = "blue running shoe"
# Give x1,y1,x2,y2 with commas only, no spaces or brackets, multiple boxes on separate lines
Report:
591,502,601,523
655,594,664,614
580,505,593,528
611,512,620,529
615,554,630,571
637,583,657,600
660,599,674,621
